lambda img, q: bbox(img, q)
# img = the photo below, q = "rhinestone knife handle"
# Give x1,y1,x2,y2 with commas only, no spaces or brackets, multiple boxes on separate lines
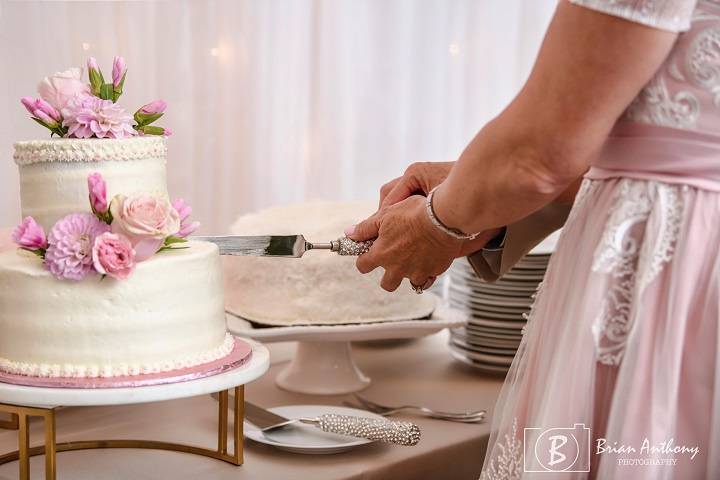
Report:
313,414,421,446
329,238,375,256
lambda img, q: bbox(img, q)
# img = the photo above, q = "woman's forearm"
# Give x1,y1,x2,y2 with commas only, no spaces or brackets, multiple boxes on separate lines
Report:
432,113,590,235
430,1,678,236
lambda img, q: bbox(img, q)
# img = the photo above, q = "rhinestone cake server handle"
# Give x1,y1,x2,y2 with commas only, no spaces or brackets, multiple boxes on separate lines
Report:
303,414,421,446
315,238,375,256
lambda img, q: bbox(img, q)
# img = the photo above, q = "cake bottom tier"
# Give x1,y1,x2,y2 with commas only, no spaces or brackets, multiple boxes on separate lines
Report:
0,241,231,378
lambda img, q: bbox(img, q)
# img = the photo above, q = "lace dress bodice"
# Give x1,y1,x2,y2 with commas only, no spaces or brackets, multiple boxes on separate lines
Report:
571,0,720,135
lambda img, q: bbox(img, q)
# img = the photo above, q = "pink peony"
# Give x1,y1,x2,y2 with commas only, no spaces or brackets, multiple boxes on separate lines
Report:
37,67,91,111
87,172,108,214
110,194,180,261
171,198,200,238
62,95,136,139
44,213,110,281
12,217,47,250
92,232,136,280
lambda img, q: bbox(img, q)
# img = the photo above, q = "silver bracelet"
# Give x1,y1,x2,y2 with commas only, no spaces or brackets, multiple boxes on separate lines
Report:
426,187,482,240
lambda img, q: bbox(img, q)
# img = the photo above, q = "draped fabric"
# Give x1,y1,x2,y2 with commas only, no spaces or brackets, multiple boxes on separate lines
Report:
0,0,555,232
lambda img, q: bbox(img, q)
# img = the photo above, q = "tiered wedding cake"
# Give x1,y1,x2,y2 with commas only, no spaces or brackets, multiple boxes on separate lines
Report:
0,58,232,378
224,202,437,326
0,138,233,378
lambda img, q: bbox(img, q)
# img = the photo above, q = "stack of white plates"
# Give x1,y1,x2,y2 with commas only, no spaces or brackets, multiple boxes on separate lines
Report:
447,231,560,374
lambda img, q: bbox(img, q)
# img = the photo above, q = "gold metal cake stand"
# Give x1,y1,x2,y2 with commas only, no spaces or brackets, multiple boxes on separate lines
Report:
0,386,244,480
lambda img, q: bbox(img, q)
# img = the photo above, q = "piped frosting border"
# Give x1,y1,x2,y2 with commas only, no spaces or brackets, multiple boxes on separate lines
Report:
0,333,235,378
14,137,167,166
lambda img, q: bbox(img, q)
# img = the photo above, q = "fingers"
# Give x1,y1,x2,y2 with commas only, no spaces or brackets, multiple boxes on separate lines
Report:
356,248,379,274
345,213,381,242
380,270,403,292
381,177,418,208
379,177,402,208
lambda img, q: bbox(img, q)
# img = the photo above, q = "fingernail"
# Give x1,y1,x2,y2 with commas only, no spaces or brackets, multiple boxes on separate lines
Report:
344,225,356,236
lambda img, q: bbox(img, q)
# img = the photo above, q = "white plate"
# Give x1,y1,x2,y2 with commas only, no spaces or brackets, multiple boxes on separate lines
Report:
449,349,510,375
449,344,515,366
467,317,525,330
450,338,517,356
451,329,521,348
244,405,386,454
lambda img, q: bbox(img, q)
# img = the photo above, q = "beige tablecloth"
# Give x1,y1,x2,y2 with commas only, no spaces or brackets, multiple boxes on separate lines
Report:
0,332,504,480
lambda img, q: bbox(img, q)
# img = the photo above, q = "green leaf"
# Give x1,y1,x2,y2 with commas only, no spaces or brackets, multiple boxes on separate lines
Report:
157,245,190,254
99,83,114,100
134,112,164,127
89,69,104,95
21,247,46,259
112,71,127,102
138,125,165,136
164,236,188,246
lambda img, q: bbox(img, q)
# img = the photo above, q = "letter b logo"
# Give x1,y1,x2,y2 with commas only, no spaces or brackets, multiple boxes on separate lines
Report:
524,424,591,473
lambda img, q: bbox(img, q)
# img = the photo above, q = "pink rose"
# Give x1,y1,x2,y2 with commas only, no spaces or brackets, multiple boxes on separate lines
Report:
110,194,180,261
12,216,47,250
92,232,136,280
87,172,108,214
37,67,91,111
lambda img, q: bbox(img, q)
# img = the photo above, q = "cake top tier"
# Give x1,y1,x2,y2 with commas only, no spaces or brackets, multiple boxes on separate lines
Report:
14,137,166,166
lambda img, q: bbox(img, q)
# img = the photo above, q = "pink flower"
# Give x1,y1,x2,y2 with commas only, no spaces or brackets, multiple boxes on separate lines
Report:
12,217,47,250
37,67,91,111
62,95,136,139
163,128,173,137
87,57,99,73
110,194,180,261
44,213,110,281
171,198,200,238
140,100,167,115
87,172,108,214
21,97,61,122
112,56,126,88
92,232,136,280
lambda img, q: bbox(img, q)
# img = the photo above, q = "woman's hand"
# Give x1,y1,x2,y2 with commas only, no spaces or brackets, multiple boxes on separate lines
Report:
347,195,499,292
379,162,453,208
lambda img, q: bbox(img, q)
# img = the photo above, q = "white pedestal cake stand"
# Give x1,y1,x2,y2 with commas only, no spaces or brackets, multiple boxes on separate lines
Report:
0,339,269,480
226,302,466,395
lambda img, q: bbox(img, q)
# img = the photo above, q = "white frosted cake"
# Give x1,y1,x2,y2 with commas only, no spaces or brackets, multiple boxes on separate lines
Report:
0,138,232,378
224,202,436,326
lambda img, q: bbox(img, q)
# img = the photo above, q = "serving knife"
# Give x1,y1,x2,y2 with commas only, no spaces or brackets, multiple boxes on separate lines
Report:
244,402,421,446
190,235,374,257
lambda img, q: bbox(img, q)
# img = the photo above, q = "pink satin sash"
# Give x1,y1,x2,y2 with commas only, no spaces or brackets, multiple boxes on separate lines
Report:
586,122,720,192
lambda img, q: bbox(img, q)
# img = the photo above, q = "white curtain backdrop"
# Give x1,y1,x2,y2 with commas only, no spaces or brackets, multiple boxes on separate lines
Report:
0,0,555,233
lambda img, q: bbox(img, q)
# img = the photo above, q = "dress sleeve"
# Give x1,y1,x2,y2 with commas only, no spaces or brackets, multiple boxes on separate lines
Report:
467,203,572,282
568,0,697,32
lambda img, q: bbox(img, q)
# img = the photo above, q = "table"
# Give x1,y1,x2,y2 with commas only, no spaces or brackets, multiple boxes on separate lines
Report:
0,331,504,480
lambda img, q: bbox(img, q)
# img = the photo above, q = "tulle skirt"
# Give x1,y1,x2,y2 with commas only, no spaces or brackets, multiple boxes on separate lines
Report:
481,124,720,479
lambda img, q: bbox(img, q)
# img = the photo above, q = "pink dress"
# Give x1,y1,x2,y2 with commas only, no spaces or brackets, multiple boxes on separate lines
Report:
481,1,720,479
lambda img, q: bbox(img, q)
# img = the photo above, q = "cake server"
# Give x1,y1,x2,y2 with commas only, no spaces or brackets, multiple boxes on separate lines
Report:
190,235,374,257
244,402,421,446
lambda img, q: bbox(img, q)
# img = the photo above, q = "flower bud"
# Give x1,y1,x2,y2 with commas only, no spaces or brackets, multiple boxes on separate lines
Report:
140,100,167,115
20,96,36,115
112,56,126,88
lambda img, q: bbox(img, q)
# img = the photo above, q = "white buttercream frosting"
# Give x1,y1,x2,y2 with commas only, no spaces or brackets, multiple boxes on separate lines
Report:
13,137,166,165
224,201,436,325
0,242,231,378
14,138,169,231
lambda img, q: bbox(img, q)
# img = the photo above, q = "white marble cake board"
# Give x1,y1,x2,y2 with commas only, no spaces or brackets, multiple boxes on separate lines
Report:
225,301,467,395
0,338,269,408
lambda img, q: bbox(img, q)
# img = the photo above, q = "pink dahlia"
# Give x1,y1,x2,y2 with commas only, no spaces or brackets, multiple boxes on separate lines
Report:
62,95,136,139
45,213,110,281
